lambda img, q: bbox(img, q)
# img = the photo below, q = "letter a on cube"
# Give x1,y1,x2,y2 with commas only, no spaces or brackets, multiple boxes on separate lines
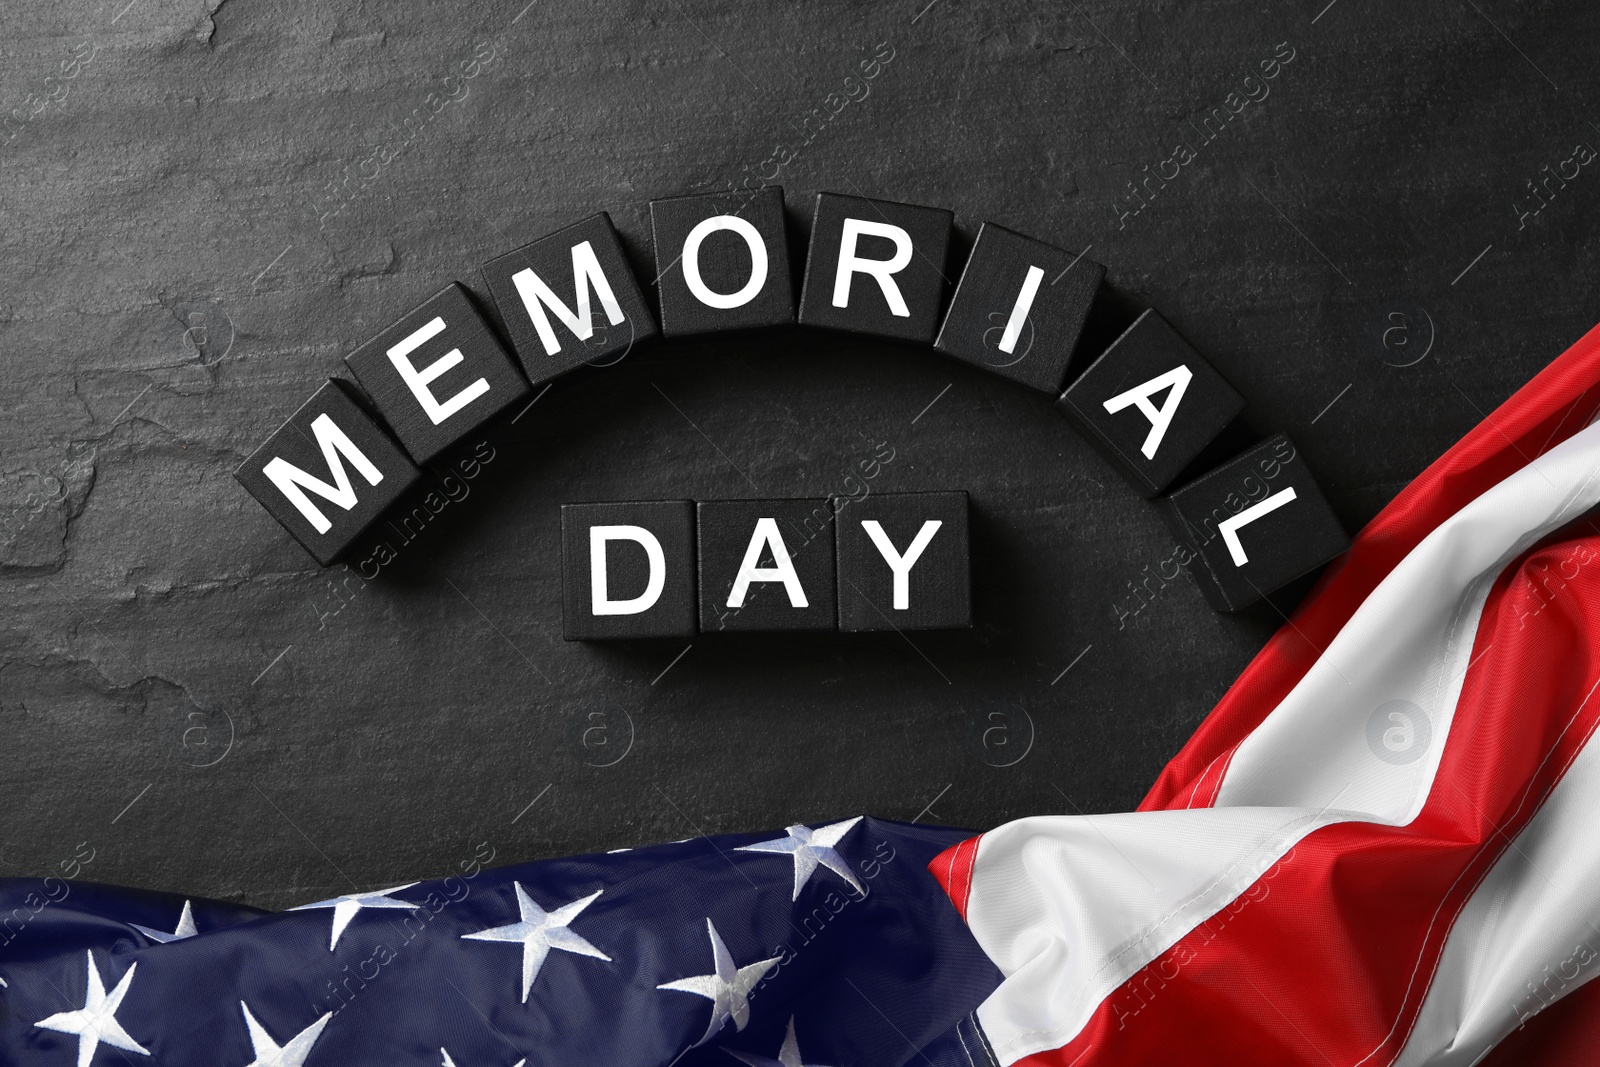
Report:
1056,309,1244,496
696,498,836,632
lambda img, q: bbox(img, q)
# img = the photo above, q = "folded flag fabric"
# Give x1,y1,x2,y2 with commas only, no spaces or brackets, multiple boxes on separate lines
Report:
0,819,1000,1066
930,321,1600,1067
10,325,1600,1067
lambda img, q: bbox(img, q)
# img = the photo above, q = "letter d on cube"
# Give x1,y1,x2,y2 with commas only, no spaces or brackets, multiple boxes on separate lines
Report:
562,501,696,639
590,526,665,615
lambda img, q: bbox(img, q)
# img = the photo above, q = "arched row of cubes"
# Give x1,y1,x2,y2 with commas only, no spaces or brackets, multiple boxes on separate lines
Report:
234,187,1349,638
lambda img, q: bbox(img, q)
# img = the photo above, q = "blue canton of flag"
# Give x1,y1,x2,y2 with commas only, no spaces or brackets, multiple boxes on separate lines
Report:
0,818,1001,1066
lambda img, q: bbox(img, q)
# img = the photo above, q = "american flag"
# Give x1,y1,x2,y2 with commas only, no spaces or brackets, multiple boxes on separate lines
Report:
0,818,999,1066
10,324,1600,1065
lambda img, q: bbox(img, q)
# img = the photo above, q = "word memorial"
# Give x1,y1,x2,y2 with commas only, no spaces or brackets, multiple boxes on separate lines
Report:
236,186,1351,632
561,492,970,640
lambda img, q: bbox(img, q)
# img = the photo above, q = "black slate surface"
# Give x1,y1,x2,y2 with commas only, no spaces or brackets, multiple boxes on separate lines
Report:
3,0,1598,910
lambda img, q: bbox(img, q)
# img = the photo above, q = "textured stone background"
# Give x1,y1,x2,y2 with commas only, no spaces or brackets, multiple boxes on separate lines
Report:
3,0,1597,910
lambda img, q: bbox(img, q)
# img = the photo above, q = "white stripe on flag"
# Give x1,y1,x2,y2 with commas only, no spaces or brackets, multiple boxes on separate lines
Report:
966,805,1355,1060
1392,681,1600,1067
1217,417,1600,822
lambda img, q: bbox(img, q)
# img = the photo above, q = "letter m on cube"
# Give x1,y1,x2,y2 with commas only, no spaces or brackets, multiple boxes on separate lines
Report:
235,381,421,565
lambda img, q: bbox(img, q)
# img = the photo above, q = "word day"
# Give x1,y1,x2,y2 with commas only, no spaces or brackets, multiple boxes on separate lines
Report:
561,492,970,640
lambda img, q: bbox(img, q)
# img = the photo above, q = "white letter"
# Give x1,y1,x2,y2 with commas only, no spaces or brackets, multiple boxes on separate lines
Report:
1102,365,1194,460
1218,488,1297,566
726,517,808,608
386,316,490,426
590,525,665,615
512,240,625,356
998,265,1044,354
861,520,942,609
832,219,913,316
682,215,768,309
263,414,384,535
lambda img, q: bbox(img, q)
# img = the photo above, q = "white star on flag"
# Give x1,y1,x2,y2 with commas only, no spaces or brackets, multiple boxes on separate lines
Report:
657,918,782,1047
239,1002,331,1067
131,899,197,943
441,1049,525,1067
34,951,149,1067
460,884,611,1002
734,817,864,900
289,883,419,951
726,1015,836,1067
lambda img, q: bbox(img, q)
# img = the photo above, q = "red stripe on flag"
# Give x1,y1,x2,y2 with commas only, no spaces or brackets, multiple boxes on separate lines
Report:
931,833,982,922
